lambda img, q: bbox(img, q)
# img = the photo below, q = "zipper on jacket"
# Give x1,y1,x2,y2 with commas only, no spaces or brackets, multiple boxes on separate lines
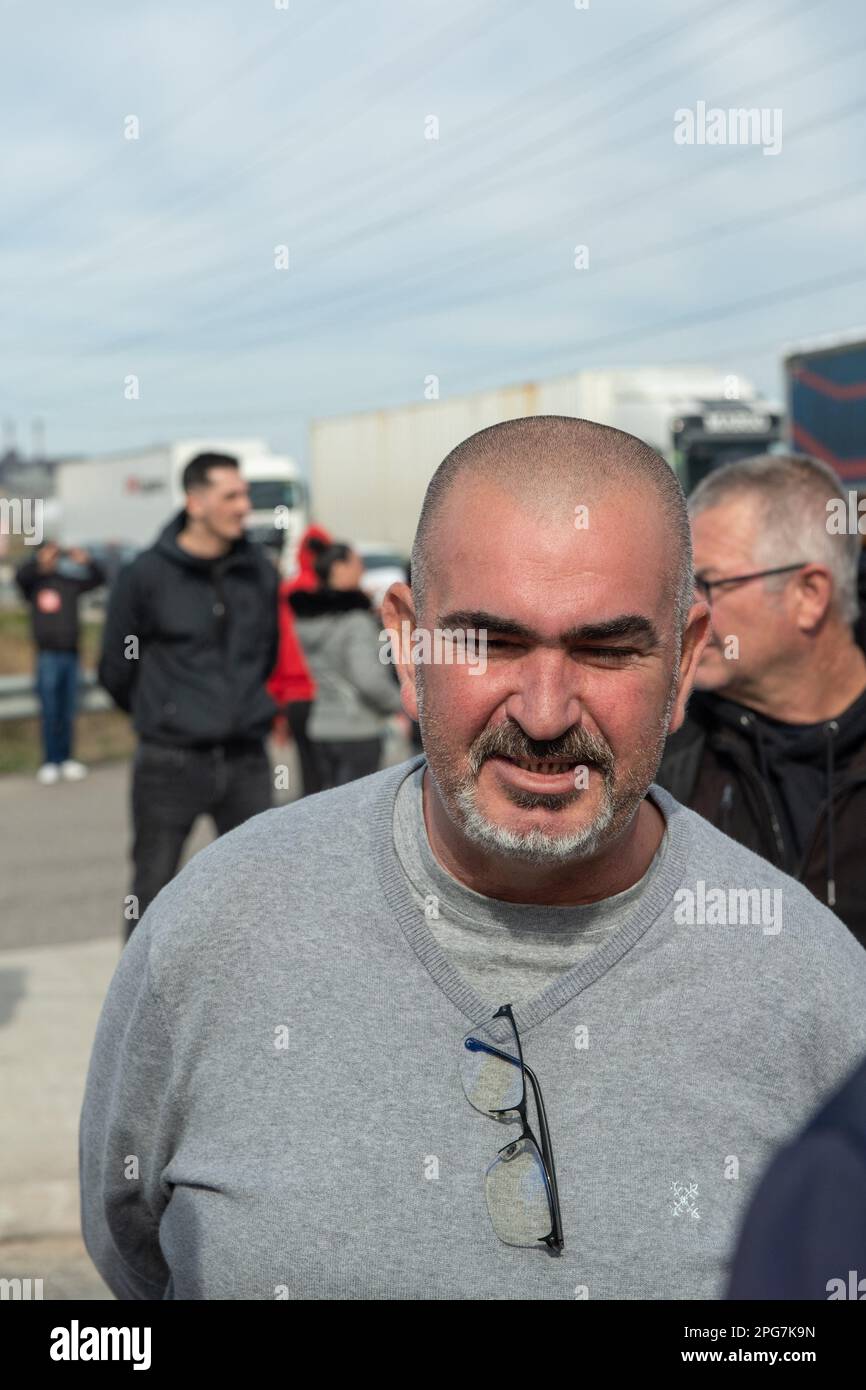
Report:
709,730,788,866
794,769,866,885
719,783,733,836
211,564,229,648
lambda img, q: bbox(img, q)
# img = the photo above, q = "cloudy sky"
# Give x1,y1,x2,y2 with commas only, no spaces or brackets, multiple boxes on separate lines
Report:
2,0,864,468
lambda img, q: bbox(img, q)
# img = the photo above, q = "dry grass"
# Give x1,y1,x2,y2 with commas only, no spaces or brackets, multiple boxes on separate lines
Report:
0,606,134,773
0,710,136,775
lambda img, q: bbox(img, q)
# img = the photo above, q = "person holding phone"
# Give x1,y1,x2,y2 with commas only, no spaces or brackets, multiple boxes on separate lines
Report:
15,539,106,784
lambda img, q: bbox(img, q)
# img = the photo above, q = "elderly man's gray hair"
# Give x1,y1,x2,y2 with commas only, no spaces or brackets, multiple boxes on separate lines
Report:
688,452,861,625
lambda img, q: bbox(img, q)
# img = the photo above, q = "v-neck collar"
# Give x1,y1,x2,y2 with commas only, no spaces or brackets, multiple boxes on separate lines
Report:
372,755,689,1034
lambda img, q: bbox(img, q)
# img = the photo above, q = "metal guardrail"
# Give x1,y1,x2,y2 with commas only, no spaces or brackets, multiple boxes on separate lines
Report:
0,671,111,722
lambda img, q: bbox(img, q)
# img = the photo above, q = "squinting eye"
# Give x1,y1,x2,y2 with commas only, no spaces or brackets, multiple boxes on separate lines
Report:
581,648,635,661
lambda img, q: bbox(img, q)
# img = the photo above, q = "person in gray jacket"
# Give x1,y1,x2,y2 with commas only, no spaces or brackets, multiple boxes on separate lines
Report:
289,543,402,788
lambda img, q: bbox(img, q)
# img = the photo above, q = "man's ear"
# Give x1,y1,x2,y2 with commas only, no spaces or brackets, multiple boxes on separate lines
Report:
668,598,712,735
792,563,833,633
380,581,419,721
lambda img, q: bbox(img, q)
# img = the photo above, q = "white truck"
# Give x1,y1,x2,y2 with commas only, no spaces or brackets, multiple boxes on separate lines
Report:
309,367,781,553
55,438,308,576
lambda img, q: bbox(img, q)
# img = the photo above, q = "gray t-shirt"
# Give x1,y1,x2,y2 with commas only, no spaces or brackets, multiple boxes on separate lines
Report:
393,763,669,1006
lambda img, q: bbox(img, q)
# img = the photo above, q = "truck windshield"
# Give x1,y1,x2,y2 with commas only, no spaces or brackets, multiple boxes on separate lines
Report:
685,442,773,492
247,480,301,511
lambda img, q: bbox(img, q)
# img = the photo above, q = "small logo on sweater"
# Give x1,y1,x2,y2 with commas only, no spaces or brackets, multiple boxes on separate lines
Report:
671,1181,700,1220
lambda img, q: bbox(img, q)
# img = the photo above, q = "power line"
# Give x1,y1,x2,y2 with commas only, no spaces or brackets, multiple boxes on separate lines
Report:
0,0,353,240
273,177,866,338
113,0,779,322
37,295,863,444
0,0,530,309
89,163,866,365
303,0,819,262
151,0,533,249
176,55,866,354
437,264,866,394
108,0,749,292
0,0,761,327
57,0,822,369
144,0,836,346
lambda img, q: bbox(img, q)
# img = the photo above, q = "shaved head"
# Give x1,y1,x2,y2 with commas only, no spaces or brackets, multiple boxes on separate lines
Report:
411,415,694,652
382,411,711,890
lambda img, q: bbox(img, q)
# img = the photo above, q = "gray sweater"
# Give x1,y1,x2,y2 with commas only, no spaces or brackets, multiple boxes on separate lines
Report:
79,756,866,1300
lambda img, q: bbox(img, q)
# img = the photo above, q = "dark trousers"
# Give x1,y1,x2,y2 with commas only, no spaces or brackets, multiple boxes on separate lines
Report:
127,739,272,940
314,737,382,791
35,649,79,765
285,700,321,797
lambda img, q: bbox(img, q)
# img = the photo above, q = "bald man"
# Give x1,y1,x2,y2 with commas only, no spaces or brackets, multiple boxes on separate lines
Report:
80,416,866,1301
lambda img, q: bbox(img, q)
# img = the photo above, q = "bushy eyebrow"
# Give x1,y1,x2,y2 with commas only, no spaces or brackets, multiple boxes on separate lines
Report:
436,609,662,646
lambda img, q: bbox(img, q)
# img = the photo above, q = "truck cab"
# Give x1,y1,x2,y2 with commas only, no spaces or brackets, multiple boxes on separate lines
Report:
240,455,309,576
672,400,782,493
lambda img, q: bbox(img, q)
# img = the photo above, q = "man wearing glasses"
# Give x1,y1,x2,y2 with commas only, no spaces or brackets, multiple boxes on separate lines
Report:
658,453,866,949
81,419,866,1300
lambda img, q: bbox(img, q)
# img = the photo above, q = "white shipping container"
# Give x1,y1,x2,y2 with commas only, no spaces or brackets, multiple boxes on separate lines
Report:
310,367,776,553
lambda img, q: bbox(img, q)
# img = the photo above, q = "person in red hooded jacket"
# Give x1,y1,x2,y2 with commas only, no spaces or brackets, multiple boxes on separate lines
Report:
267,525,331,796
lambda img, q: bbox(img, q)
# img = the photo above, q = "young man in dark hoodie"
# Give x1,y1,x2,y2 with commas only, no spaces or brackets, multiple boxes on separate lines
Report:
657,453,866,948
98,452,279,939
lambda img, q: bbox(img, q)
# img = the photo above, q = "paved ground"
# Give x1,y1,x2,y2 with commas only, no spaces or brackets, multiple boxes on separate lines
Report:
0,936,118,1297
1,752,257,951
0,729,411,1299
0,740,301,1299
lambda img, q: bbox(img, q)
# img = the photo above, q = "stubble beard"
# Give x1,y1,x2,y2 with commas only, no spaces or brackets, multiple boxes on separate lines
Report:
415,667,678,865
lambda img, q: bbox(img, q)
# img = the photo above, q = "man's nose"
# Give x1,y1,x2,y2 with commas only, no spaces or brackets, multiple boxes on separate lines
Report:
502,649,584,742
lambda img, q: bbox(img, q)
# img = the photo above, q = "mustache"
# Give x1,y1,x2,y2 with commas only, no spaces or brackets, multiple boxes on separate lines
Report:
468,722,614,776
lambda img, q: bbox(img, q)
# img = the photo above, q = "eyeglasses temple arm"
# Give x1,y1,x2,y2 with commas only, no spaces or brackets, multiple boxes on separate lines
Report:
465,1037,564,1248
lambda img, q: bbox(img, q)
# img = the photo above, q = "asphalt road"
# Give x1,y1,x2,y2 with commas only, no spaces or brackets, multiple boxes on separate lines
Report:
0,737,300,1298
0,742,301,951
0,729,413,1298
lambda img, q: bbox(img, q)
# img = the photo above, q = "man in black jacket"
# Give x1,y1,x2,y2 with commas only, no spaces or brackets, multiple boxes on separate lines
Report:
16,541,106,785
98,452,279,939
657,453,866,948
